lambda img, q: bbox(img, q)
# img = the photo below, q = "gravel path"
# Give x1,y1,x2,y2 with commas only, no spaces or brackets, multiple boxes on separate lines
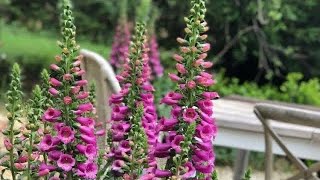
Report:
215,166,294,180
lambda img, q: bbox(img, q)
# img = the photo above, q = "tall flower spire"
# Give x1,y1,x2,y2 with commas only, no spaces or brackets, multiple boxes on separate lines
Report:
155,0,219,179
109,0,131,72
38,0,98,179
107,22,158,179
2,63,23,180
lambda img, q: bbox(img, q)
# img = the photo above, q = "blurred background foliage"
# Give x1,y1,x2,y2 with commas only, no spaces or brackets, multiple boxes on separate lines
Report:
0,0,320,170
1,0,320,82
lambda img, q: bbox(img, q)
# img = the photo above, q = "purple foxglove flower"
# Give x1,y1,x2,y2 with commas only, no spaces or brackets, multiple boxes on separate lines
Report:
58,126,75,144
79,126,95,136
38,169,50,177
109,94,123,105
39,163,56,173
111,105,129,121
159,117,178,131
48,88,58,96
168,73,181,82
193,149,212,161
48,150,62,161
16,155,28,163
171,135,184,153
111,160,126,172
182,108,199,123
42,108,61,122
111,131,126,142
76,161,98,179
171,106,182,119
75,80,88,86
76,144,97,160
173,54,183,62
195,124,217,142
53,122,65,131
111,123,131,133
76,117,95,128
161,92,183,105
57,154,75,172
201,61,213,68
140,173,155,180
50,78,62,87
196,76,215,87
154,169,172,178
63,73,72,81
76,91,89,100
196,141,213,151
194,163,213,174
155,142,171,152
197,99,213,116
181,162,196,179
4,138,12,151
77,103,93,112
148,35,164,77
141,93,154,104
202,91,219,100
80,134,97,144
109,23,131,70
96,129,106,136
70,86,81,94
119,140,131,153
39,135,59,152
63,96,72,105
201,43,211,52
199,111,214,125
50,64,60,71
176,63,187,74
142,84,155,92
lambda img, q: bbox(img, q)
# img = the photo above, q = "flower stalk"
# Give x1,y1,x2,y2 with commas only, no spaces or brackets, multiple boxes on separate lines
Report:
108,22,158,179
38,0,98,179
3,63,23,180
26,85,43,180
155,0,219,179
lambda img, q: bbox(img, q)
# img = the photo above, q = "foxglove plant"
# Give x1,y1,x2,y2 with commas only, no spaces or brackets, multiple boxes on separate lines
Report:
107,22,158,179
1,63,23,180
155,0,219,179
38,1,98,179
109,0,131,72
25,85,44,179
148,35,164,78
109,22,131,72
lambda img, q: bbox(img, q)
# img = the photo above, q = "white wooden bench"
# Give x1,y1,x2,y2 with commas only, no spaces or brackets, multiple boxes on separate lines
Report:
80,49,320,179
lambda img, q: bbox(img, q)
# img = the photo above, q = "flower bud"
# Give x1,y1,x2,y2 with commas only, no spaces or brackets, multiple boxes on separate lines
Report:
63,96,72,105
50,64,60,71
173,54,183,62
55,55,62,62
63,73,73,81
4,139,13,151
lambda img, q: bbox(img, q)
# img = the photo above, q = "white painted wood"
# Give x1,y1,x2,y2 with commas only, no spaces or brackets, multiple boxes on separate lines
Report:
214,99,320,160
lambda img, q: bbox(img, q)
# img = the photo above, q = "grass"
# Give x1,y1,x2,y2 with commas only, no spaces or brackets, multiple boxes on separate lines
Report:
0,24,110,66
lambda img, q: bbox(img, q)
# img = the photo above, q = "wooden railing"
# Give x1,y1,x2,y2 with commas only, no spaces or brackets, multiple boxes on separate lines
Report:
254,103,320,180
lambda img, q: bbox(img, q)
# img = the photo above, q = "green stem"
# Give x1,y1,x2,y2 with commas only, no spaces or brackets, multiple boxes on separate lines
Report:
9,118,16,180
27,132,34,180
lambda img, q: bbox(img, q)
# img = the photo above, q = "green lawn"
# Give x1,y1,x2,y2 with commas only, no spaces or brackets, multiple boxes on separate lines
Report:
1,25,110,66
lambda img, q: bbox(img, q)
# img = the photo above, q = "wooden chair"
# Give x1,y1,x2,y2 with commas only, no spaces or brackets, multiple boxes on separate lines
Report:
80,49,121,146
254,103,320,180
